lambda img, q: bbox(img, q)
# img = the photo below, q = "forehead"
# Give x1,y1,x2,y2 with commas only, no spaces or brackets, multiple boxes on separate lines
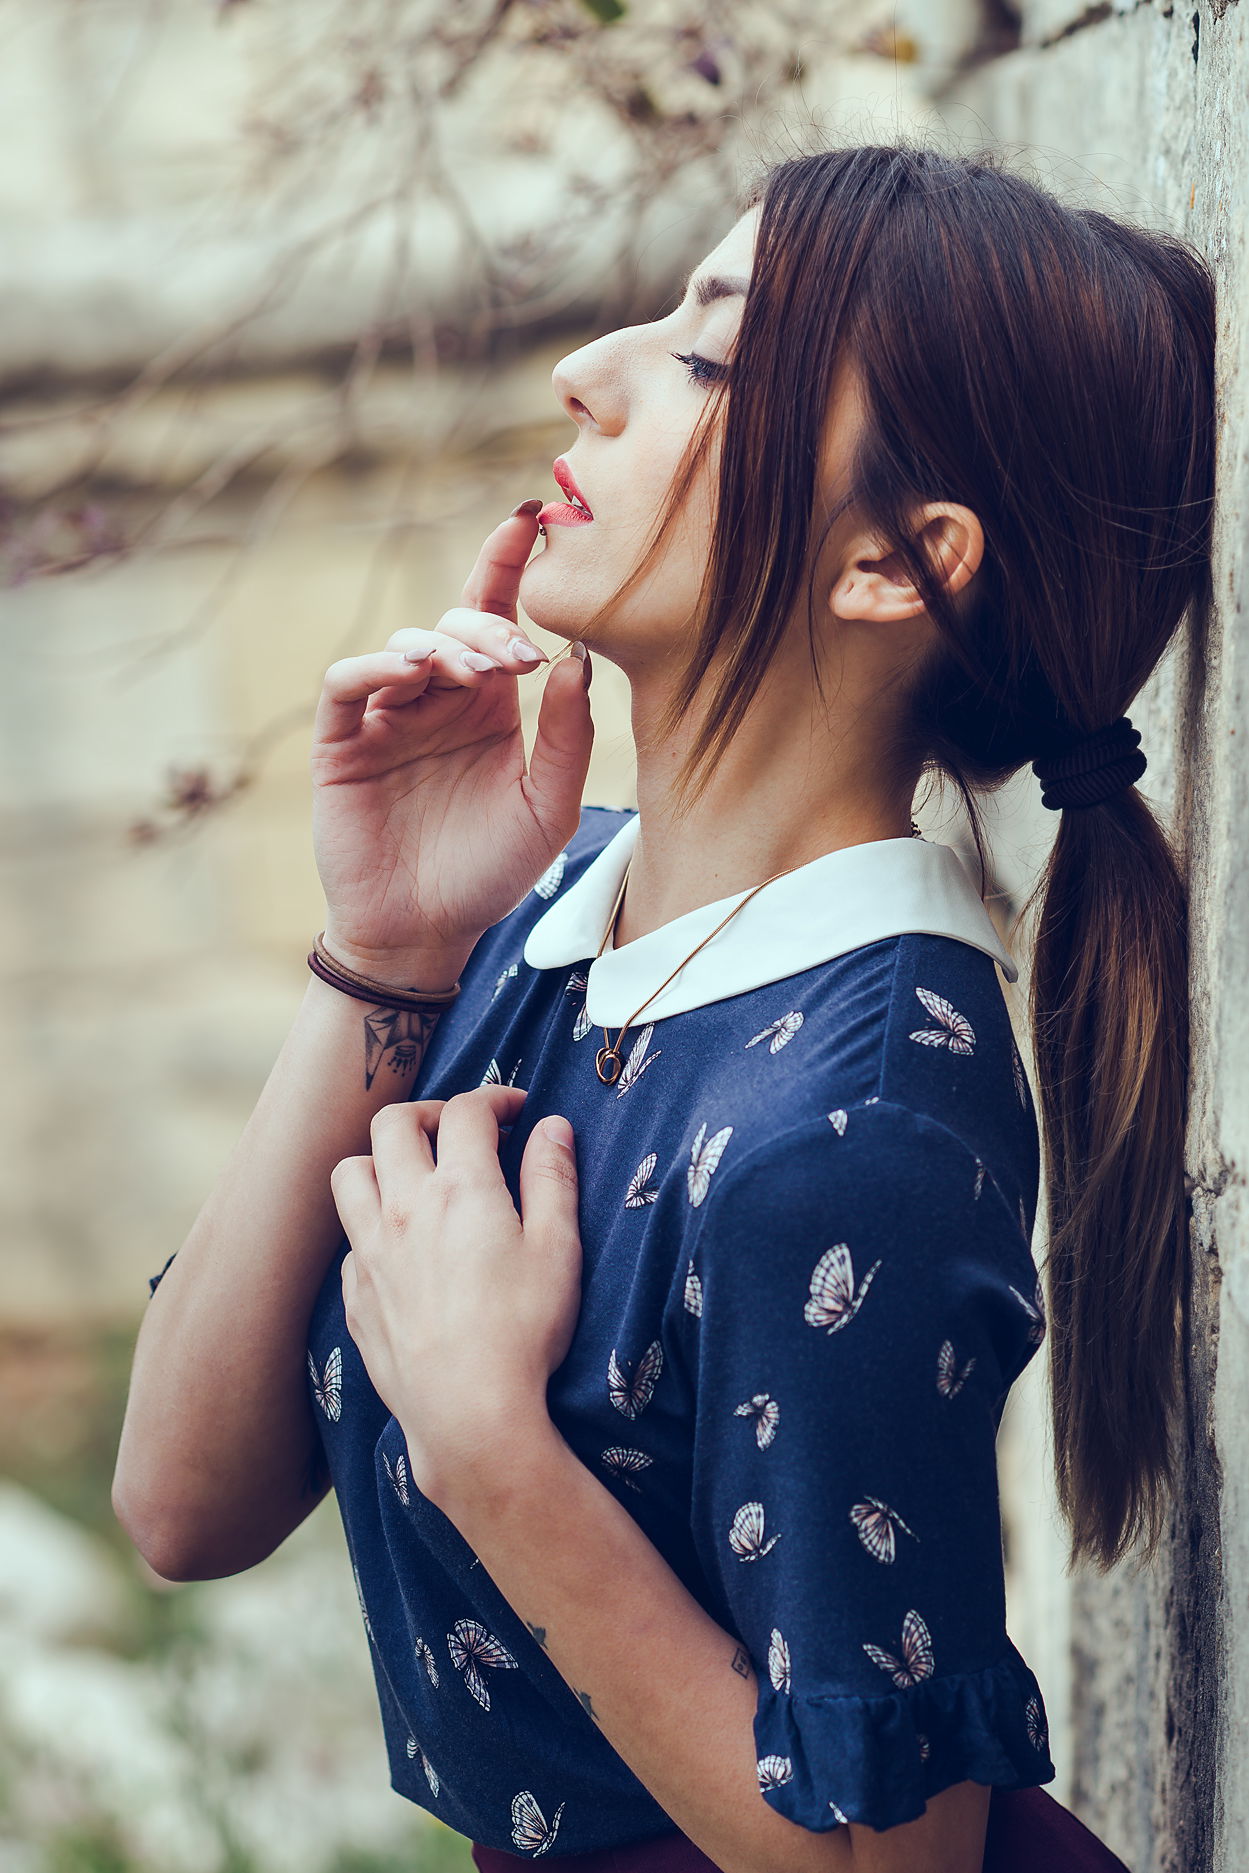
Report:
692,208,759,291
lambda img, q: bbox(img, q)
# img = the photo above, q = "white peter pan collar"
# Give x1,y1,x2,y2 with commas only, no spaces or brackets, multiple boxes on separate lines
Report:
522,813,1017,1025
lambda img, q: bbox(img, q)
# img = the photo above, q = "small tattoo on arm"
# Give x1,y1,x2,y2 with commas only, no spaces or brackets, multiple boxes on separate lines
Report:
731,1645,752,1679
362,1007,441,1091
575,1688,599,1723
526,1621,548,1650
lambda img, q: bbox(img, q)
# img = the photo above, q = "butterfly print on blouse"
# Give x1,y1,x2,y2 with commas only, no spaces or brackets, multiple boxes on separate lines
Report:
937,1340,976,1398
414,1636,440,1688
745,1011,804,1054
600,1447,652,1491
406,1735,439,1796
308,1346,343,1421
533,851,567,899
492,962,519,1000
625,1152,659,1209
909,987,976,1056
1009,1276,1047,1345
1012,1044,1029,1107
381,1448,410,1505
863,1608,935,1688
1025,1693,1049,1755
688,1121,733,1206
447,1618,518,1711
756,1755,793,1791
734,1393,780,1449
565,970,592,1043
481,1056,523,1088
728,1500,781,1561
973,1159,987,1200
353,1563,373,1642
828,1108,848,1136
917,1732,931,1763
683,1261,703,1317
849,1497,920,1564
607,1340,663,1418
804,1244,882,1333
616,1024,661,1096
511,1789,565,1856
768,1628,791,1693
829,1800,851,1825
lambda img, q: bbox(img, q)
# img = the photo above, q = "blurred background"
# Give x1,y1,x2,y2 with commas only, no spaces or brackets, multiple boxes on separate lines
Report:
2,2,1240,1870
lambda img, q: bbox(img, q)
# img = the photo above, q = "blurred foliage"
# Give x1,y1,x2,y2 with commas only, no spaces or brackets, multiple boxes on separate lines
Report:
0,1325,477,1872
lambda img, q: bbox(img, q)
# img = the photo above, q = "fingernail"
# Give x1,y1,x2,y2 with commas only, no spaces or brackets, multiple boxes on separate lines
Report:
543,1115,576,1153
461,650,501,671
571,641,591,686
402,649,433,664
508,637,545,663
510,498,544,518
571,641,587,661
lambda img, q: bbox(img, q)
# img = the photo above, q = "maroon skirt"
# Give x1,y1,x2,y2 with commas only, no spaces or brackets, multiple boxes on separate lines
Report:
471,1785,1132,1872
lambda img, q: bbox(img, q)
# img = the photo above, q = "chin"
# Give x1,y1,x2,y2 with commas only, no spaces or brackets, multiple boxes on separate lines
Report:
518,554,597,640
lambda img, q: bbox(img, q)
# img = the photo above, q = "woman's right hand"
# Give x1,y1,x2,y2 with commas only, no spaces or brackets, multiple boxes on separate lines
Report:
309,504,594,983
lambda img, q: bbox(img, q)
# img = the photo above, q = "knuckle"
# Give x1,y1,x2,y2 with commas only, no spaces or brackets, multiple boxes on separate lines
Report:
435,607,478,635
433,1163,469,1202
370,1102,409,1140
532,1157,579,1194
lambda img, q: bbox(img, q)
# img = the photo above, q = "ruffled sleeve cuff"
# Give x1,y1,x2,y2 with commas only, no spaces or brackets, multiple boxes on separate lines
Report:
753,1643,1056,1833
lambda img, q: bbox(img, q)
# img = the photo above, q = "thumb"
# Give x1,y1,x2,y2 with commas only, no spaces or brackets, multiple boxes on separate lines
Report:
519,1113,582,1245
525,648,594,842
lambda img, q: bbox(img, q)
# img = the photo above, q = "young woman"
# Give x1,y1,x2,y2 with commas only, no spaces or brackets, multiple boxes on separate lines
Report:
114,144,1214,1873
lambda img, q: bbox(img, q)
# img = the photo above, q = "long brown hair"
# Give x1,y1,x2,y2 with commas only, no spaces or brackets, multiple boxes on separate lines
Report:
615,144,1216,1572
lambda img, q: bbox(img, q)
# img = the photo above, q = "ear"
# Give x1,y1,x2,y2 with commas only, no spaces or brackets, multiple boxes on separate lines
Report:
828,503,984,625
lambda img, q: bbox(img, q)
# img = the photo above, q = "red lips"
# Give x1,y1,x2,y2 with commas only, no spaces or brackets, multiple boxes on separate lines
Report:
539,456,594,528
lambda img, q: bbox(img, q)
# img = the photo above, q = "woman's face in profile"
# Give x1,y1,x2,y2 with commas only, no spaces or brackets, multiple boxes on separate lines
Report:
518,207,759,663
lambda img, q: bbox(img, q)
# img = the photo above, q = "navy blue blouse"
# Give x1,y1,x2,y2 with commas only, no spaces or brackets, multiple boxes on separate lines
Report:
296,806,1056,1856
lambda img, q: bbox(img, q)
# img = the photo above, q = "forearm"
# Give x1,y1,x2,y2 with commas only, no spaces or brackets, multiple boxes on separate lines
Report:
114,948,466,1578
433,1421,852,1873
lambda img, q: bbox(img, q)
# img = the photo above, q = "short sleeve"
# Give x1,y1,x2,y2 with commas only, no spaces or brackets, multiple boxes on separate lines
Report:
685,1100,1056,1834
147,1250,178,1296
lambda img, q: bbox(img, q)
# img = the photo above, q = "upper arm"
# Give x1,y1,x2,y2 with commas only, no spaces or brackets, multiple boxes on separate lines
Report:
684,1101,1053,1846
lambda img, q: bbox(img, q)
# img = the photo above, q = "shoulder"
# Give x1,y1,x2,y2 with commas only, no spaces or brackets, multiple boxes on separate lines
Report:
690,1098,1044,1389
696,1096,999,1242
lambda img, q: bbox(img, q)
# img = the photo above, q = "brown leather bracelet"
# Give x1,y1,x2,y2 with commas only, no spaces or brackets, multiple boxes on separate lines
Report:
308,932,462,1012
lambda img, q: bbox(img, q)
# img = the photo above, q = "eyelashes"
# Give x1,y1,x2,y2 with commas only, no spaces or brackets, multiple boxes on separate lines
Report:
670,350,729,388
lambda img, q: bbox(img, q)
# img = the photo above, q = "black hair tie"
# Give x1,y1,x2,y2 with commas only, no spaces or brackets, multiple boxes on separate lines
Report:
1031,715,1147,811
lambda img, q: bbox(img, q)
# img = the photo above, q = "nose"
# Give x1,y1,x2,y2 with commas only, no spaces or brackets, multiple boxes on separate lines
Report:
551,347,596,428
550,333,627,435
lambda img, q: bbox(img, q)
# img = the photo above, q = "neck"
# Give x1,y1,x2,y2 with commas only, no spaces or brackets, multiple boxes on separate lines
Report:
615,649,915,947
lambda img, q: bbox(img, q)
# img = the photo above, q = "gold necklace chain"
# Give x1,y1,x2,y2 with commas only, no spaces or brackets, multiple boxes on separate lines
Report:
589,820,924,1087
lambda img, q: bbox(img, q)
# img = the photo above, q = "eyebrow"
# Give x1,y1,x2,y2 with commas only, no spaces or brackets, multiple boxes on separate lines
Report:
684,271,750,308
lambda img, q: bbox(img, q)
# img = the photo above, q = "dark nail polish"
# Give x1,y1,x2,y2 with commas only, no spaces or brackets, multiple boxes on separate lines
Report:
510,498,544,518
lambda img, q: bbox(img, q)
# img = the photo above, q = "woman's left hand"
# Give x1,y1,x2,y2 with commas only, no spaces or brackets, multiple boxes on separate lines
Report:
330,1085,583,1503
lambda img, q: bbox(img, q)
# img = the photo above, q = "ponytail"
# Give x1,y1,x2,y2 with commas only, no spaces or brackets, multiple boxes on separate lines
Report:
1029,789,1189,1571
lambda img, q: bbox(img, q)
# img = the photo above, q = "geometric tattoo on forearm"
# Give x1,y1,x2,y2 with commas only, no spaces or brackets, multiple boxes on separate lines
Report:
362,1006,441,1089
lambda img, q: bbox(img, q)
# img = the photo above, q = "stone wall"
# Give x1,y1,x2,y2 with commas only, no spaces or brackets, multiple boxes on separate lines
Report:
906,4,1247,1868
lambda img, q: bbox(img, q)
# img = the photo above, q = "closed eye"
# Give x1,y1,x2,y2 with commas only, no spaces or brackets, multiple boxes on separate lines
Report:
670,350,729,387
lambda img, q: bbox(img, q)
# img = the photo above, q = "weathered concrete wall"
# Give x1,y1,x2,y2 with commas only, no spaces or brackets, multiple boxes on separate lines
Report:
913,3,1248,1868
